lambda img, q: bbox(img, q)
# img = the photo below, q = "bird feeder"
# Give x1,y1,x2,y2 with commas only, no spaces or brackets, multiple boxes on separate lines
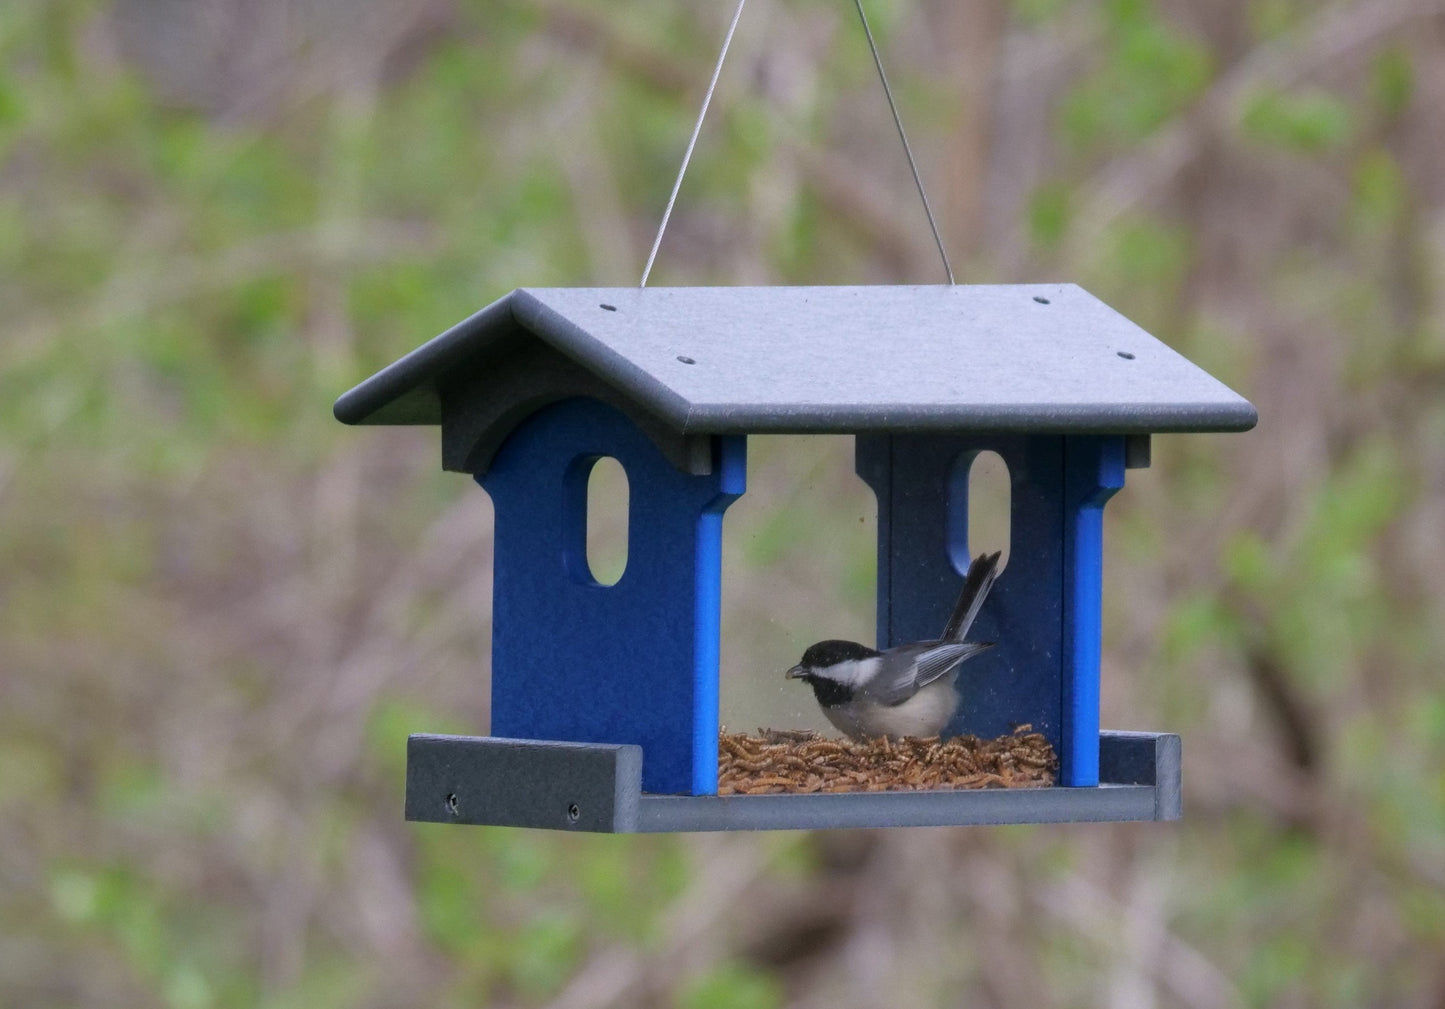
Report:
334,284,1255,832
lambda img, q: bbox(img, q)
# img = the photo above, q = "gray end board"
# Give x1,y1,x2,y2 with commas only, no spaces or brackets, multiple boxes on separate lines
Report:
1099,730,1181,820
405,734,643,832
405,731,1181,833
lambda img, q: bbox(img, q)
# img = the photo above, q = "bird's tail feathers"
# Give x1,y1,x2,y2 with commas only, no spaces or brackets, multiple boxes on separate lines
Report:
941,550,1002,642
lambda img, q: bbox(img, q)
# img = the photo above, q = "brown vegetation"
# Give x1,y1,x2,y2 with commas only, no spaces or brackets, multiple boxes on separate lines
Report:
6,1,1445,1007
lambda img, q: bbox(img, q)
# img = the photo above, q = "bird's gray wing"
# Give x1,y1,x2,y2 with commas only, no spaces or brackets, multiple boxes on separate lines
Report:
864,641,994,706
941,550,1002,642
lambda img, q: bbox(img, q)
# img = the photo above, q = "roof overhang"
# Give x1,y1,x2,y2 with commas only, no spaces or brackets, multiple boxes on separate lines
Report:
335,285,1256,470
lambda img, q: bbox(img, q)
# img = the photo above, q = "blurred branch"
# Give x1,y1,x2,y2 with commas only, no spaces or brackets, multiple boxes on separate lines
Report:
1240,636,1322,778
545,46,639,284
7,221,440,371
11,2,1445,1004
540,1,694,95
1037,862,1243,1009
112,0,455,122
541,835,786,1009
1067,0,1445,258
785,142,929,273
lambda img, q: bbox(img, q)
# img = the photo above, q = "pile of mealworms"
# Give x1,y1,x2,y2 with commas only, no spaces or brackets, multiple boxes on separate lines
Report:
717,727,1058,795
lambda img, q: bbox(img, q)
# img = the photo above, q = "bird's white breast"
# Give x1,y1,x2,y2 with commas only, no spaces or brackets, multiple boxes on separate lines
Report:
820,678,961,741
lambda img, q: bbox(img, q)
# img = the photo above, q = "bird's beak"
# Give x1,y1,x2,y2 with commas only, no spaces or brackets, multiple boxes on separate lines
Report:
785,665,806,680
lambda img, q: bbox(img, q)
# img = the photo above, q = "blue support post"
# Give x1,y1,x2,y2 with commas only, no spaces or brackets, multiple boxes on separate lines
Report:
1060,436,1126,786
480,397,745,795
857,434,1067,758
859,433,1126,785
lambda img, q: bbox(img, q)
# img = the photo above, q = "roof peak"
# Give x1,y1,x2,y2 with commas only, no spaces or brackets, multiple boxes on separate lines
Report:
335,284,1256,467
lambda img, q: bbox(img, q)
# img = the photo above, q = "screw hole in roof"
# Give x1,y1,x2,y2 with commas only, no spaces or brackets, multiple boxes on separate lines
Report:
1033,295,1050,304
600,304,617,312
1117,351,1136,360
677,355,696,365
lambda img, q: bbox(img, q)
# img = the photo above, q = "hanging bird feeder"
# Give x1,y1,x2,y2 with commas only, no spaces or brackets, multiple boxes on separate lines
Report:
334,283,1256,831
335,0,1254,831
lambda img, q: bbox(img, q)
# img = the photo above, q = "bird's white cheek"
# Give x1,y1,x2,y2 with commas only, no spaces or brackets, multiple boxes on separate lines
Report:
810,659,869,689
838,657,881,689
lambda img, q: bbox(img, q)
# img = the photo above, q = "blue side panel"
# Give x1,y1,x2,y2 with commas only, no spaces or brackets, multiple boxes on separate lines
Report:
857,434,1067,758
480,398,745,795
1061,436,1126,786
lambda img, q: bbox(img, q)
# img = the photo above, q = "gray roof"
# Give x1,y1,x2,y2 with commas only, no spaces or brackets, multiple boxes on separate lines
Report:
334,285,1256,435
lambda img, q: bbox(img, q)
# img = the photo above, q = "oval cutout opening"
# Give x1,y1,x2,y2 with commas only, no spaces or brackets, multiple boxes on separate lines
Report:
968,451,1011,569
949,450,1011,573
585,456,629,586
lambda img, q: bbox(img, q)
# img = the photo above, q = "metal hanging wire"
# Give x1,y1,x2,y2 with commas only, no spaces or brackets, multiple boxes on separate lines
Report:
640,0,748,288
851,0,955,285
640,0,955,287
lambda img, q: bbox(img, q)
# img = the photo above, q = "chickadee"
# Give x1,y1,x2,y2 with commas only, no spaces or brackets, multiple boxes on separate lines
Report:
786,551,1002,741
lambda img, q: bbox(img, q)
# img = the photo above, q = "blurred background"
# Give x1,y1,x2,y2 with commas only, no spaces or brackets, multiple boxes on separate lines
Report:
5,0,1445,1005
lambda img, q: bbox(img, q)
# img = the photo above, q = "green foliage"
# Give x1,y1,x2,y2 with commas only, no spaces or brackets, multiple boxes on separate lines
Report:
1371,47,1415,116
44,860,259,1008
1350,148,1406,229
1247,0,1303,41
1102,216,1190,288
1088,215,1193,328
1010,0,1070,27
1060,2,1213,150
677,962,786,1009
6,1,1445,1006
1027,182,1072,250
509,908,586,998
1159,590,1235,666
1225,442,1406,693
1241,88,1354,152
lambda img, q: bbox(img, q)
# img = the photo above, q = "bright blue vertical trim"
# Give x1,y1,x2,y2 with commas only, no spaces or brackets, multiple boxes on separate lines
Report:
1065,501,1104,786
690,436,747,795
1061,436,1125,786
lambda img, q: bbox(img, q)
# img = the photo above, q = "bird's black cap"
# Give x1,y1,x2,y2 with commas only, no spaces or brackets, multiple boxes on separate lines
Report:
795,639,880,670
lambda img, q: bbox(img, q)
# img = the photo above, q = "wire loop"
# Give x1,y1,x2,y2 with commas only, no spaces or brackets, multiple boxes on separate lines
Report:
641,0,955,286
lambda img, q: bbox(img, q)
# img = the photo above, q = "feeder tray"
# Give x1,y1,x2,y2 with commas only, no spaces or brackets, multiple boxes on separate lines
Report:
405,730,1178,832
717,727,1058,794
